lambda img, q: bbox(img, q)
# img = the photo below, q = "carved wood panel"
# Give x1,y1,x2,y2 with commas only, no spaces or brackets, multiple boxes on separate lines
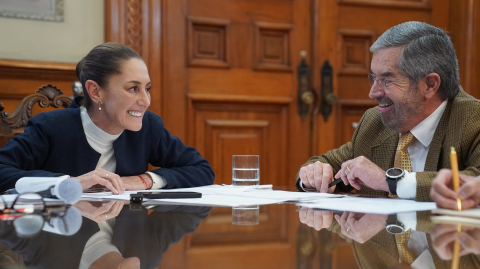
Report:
338,29,375,75
187,99,288,186
188,17,230,68
254,21,293,72
338,0,431,10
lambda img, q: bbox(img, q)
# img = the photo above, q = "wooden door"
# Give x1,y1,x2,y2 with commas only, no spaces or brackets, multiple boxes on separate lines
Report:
107,0,313,268
162,1,311,268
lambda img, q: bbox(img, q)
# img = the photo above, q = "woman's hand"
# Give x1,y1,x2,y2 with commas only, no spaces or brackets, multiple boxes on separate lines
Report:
430,169,480,210
74,168,125,194
431,224,480,259
73,200,128,223
121,174,153,190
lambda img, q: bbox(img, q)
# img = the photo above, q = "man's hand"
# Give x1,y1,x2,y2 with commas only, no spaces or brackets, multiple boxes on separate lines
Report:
335,212,387,243
334,156,388,192
298,207,333,230
431,169,480,210
431,224,480,259
299,161,336,193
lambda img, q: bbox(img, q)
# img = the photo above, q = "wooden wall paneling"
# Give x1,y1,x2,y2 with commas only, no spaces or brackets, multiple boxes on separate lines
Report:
448,0,478,97
338,0,431,10
145,0,162,116
188,17,230,68
253,21,293,72
160,0,188,140
313,0,339,156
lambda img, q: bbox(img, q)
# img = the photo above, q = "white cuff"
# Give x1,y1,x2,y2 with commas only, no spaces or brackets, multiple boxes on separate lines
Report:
397,212,417,231
396,171,416,199
146,172,166,189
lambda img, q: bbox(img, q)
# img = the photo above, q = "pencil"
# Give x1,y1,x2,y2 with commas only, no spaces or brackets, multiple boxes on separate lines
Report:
450,147,462,269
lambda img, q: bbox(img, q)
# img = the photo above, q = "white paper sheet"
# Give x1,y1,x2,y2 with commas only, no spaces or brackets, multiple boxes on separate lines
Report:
297,197,437,214
80,185,345,206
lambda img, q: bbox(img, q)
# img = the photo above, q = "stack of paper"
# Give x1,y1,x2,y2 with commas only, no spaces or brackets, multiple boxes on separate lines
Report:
297,196,437,214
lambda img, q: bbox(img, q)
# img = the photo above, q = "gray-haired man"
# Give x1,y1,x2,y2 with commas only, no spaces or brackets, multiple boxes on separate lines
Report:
297,21,480,268
296,21,480,202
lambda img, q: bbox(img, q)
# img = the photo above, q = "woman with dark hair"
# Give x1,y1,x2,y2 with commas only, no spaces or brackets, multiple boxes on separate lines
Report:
0,42,215,194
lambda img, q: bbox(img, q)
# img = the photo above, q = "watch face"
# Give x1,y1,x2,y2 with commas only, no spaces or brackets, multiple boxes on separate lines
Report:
386,225,404,234
388,168,403,177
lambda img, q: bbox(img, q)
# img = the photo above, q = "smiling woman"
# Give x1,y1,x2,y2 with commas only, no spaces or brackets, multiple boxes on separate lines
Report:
0,42,215,194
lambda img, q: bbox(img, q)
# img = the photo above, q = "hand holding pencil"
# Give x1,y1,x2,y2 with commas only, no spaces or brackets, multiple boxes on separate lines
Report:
431,169,480,210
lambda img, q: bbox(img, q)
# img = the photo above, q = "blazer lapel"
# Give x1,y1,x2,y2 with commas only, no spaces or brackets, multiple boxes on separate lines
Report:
424,98,453,171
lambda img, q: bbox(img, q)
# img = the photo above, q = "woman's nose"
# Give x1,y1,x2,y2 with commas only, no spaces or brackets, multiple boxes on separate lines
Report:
138,89,151,107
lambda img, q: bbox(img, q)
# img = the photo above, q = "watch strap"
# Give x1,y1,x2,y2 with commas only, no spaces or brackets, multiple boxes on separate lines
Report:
387,177,397,195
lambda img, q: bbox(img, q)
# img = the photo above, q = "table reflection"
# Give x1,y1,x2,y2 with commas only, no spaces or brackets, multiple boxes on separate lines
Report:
0,203,210,269
297,207,480,269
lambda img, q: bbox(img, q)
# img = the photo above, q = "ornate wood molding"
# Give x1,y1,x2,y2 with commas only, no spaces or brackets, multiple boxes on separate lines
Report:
126,0,143,54
105,0,143,55
0,59,76,81
1,85,72,129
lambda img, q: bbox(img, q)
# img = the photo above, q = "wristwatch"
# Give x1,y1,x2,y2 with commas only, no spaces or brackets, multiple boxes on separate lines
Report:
385,214,405,234
385,167,405,195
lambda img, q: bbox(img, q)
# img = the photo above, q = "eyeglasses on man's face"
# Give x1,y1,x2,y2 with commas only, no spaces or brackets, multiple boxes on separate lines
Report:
368,73,404,90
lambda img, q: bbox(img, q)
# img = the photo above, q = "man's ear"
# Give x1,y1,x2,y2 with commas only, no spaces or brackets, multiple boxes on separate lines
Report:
423,73,441,99
85,80,103,104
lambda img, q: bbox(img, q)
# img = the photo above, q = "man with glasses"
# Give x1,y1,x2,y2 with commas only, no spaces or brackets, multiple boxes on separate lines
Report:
296,21,480,202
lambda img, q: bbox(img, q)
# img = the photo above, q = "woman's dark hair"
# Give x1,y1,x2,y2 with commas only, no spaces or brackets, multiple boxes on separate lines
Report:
75,42,143,108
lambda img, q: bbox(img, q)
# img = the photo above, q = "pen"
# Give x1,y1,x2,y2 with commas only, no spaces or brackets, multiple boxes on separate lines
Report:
304,178,343,192
329,178,343,188
450,147,461,269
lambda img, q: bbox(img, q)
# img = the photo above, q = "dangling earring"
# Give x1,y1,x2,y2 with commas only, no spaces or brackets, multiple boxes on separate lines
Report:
98,101,102,111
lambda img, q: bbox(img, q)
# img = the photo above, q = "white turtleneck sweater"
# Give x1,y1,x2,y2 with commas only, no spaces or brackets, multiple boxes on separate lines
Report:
79,106,166,189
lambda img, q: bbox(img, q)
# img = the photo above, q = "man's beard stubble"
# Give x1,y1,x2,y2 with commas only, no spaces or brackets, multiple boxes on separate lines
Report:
377,86,425,133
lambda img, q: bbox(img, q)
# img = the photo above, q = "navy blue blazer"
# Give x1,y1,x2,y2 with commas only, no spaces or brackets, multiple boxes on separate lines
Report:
0,97,215,192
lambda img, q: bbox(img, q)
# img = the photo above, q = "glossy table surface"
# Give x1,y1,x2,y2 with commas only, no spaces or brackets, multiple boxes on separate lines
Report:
0,188,478,269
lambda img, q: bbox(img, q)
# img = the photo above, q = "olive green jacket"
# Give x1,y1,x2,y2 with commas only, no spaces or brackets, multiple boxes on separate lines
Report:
295,88,480,202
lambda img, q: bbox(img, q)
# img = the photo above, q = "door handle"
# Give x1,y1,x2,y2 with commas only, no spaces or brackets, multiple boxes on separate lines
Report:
297,51,313,119
320,60,337,121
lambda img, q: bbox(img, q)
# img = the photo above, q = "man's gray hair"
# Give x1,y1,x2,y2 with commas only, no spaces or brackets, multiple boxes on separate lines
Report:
370,21,459,100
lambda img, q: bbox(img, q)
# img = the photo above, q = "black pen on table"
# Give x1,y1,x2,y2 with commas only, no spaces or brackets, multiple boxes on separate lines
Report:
304,177,343,192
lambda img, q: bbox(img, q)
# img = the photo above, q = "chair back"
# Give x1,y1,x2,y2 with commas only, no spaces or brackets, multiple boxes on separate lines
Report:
0,84,72,148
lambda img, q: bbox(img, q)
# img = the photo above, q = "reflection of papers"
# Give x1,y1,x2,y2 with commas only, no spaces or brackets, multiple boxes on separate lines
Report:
297,197,437,214
431,215,480,228
143,194,280,207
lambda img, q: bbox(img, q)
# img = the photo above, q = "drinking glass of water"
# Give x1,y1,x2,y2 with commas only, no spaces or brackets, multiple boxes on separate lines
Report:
232,155,259,186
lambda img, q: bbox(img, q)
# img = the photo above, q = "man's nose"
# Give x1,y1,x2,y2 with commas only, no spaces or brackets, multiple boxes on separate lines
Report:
368,82,384,99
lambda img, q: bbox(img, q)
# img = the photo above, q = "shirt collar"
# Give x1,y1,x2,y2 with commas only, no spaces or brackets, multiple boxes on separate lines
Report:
80,106,122,145
409,100,447,148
